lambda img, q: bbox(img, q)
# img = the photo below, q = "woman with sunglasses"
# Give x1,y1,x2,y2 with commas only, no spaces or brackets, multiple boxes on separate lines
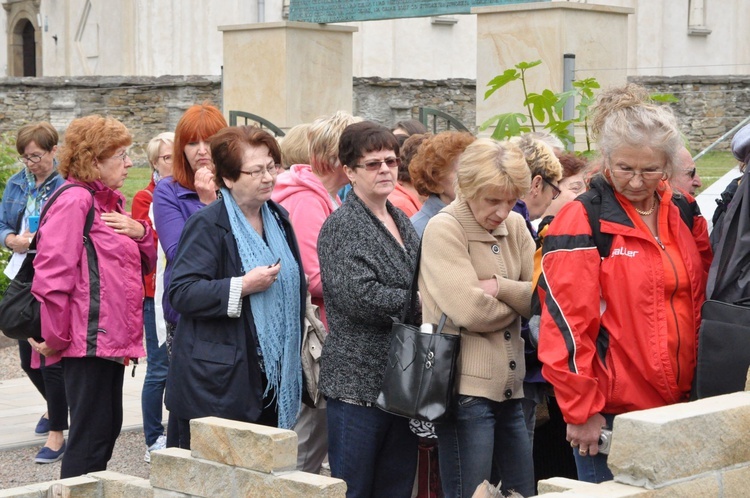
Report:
317,121,420,498
537,84,712,483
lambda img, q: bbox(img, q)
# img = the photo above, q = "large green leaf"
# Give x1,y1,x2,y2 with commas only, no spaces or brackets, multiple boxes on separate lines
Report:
489,113,530,140
485,69,520,100
524,89,559,124
516,60,542,70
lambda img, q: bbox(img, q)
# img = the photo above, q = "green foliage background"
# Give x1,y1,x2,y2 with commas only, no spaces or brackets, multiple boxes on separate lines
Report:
0,133,21,294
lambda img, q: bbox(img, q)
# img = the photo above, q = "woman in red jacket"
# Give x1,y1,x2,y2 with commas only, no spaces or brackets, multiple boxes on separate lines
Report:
537,84,712,483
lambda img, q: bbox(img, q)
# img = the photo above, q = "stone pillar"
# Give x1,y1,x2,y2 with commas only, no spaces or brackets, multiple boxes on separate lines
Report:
219,21,357,132
473,2,633,139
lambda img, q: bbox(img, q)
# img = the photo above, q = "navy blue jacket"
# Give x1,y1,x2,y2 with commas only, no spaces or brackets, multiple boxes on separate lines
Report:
165,199,306,422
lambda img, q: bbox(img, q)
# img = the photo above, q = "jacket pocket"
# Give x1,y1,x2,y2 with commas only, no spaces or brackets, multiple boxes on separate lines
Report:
460,334,493,380
191,340,237,386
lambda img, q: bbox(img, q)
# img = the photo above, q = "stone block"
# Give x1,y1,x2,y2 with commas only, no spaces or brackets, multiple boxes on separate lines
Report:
641,474,720,497
608,392,750,486
721,464,750,497
234,469,346,498
537,477,598,494
45,476,101,497
152,490,199,498
88,470,153,497
0,483,50,498
745,366,750,390
150,448,234,497
189,417,297,473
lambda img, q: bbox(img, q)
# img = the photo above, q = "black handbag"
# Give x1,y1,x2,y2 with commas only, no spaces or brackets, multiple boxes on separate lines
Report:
0,184,95,341
375,246,460,423
692,298,750,399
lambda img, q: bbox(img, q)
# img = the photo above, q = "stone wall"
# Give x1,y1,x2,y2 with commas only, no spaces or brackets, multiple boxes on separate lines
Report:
0,76,221,165
0,75,748,163
630,76,750,152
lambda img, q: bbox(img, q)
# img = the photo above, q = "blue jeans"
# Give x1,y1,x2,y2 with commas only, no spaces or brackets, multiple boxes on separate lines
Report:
140,297,169,447
435,396,535,498
327,398,418,498
572,413,615,483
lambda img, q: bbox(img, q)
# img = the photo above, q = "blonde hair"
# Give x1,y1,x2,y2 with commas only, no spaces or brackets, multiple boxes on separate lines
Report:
509,134,563,183
456,138,531,200
592,83,682,175
146,132,175,169
308,111,360,176
58,115,132,182
280,123,311,169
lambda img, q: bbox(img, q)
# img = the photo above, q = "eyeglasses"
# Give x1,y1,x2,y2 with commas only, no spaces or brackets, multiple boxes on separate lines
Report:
158,154,173,164
239,164,280,179
610,167,664,181
543,178,562,200
19,151,48,165
682,167,697,179
111,150,130,163
355,157,401,171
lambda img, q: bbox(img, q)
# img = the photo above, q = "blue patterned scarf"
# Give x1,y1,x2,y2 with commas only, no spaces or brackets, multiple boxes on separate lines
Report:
221,187,302,429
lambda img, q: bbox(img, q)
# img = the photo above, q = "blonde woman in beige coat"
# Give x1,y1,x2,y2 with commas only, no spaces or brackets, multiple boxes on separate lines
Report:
419,138,536,498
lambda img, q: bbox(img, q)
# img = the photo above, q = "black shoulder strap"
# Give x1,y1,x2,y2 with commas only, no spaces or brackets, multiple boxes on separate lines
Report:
671,194,696,232
577,191,610,259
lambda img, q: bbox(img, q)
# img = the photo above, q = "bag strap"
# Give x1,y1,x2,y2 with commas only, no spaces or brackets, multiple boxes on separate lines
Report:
30,183,95,251
400,238,423,325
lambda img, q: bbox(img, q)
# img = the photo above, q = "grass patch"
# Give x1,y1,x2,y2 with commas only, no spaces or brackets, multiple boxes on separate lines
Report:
695,151,739,195
121,166,152,212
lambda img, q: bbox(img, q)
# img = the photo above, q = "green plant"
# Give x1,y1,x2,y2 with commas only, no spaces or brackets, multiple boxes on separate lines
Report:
0,133,21,294
480,60,601,152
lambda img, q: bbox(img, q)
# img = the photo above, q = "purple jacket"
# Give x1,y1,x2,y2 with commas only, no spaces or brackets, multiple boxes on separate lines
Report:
31,179,156,363
152,177,206,324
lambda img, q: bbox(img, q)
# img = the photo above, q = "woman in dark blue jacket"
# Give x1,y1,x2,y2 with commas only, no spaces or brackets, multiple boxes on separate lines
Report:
166,126,306,449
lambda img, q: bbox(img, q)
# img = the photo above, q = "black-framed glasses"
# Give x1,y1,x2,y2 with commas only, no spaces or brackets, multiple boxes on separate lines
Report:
158,154,173,165
543,177,562,200
239,164,280,179
683,167,697,179
19,151,48,165
356,157,401,171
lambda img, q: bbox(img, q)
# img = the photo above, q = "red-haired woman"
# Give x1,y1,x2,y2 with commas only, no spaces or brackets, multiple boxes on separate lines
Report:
152,103,227,447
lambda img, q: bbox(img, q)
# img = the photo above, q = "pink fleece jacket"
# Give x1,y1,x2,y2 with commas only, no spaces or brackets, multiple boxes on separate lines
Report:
31,179,156,365
272,164,338,327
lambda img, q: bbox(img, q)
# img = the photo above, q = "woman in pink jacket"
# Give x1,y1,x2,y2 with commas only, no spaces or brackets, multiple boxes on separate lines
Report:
31,115,156,479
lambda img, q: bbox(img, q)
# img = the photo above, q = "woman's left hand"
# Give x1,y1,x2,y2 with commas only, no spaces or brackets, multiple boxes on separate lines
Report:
101,212,146,239
478,278,498,297
567,413,606,457
28,337,57,357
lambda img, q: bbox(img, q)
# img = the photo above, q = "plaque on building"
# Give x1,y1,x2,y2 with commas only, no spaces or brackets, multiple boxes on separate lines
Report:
289,0,549,23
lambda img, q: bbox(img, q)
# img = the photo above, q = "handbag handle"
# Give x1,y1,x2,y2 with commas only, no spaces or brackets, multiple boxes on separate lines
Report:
400,239,423,325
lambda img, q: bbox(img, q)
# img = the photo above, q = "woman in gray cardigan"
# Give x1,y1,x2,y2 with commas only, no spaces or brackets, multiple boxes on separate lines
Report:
318,121,420,498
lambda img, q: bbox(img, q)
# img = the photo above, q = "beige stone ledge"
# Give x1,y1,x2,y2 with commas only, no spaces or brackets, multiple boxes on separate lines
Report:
88,470,153,498
189,417,298,473
608,392,750,487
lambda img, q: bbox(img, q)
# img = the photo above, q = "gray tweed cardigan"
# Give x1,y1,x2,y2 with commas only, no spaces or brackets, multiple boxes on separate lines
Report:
317,190,420,403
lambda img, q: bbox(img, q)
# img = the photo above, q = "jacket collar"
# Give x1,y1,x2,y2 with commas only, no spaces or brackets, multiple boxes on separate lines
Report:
446,197,509,242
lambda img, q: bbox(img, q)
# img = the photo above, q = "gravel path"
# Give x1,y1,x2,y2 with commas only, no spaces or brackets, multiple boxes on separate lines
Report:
0,344,151,490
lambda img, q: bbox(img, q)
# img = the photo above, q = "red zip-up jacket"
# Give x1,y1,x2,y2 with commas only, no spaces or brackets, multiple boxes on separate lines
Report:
537,178,712,425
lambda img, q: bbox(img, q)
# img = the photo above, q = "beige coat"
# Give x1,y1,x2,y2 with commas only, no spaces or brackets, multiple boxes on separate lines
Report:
419,198,534,403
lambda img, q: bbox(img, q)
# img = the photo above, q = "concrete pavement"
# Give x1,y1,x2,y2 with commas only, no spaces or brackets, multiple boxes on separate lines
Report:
0,361,164,451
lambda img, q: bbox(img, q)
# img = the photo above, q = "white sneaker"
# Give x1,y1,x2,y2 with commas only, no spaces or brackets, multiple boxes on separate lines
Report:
144,434,167,463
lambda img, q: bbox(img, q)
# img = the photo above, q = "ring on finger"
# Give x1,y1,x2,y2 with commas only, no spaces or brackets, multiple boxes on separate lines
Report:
579,448,588,456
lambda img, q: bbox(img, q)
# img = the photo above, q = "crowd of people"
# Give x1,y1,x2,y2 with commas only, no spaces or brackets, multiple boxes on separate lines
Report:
3,82,749,497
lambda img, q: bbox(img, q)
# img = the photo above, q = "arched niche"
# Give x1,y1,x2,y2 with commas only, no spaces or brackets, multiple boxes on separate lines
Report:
4,0,42,76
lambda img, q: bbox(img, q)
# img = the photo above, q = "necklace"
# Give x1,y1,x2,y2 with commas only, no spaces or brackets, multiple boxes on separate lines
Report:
634,193,658,216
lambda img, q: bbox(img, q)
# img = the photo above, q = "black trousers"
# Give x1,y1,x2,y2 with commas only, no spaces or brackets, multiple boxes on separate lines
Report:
18,340,69,431
60,357,124,479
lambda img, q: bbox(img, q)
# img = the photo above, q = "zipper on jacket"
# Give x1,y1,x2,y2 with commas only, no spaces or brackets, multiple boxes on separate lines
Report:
656,236,682,392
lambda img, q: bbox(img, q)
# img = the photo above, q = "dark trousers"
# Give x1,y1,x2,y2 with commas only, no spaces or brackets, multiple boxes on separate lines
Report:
60,357,124,479
18,340,68,431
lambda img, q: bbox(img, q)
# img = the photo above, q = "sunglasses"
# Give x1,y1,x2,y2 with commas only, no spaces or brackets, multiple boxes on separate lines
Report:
683,167,697,179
